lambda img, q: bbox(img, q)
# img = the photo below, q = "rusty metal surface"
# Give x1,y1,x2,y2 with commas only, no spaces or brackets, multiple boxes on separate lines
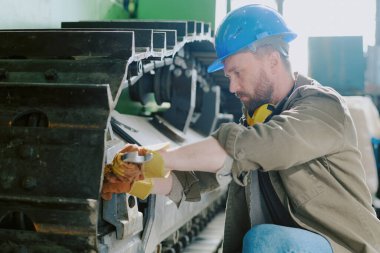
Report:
0,83,109,197
0,59,127,100
0,127,106,198
0,82,109,250
0,82,110,128
61,22,179,52
0,30,134,59
0,228,97,253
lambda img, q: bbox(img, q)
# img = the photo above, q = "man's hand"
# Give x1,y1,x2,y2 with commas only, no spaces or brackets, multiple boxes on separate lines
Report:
112,144,147,180
101,143,169,200
101,169,134,200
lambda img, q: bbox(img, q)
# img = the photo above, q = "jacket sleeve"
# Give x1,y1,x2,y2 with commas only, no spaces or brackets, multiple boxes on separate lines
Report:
168,157,233,205
212,88,348,178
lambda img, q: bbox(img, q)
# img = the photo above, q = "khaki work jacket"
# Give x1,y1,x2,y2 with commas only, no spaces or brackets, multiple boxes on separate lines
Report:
172,74,380,253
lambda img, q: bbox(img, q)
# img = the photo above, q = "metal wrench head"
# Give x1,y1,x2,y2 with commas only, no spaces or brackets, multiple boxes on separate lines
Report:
121,151,153,164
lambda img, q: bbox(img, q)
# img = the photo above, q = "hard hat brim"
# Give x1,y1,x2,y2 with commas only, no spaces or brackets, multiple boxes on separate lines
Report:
207,58,224,73
207,32,297,74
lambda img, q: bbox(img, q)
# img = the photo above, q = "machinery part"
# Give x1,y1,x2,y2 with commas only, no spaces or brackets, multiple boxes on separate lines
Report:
11,109,49,128
111,117,139,133
191,86,220,136
44,68,59,81
160,67,196,134
0,18,230,253
129,73,155,105
0,30,135,59
103,193,143,240
150,115,186,143
160,198,226,253
154,66,172,105
0,58,127,101
121,152,153,164
0,211,35,231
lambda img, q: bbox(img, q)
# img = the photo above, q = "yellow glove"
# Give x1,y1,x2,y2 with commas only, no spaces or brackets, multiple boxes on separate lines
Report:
101,143,169,201
128,179,154,200
143,142,170,178
112,143,169,179
141,150,164,178
111,144,145,179
129,143,171,200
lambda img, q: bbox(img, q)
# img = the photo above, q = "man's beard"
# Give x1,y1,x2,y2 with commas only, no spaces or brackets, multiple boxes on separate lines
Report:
236,70,274,111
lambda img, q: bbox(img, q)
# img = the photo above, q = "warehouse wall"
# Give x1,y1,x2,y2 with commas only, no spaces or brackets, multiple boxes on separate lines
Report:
0,0,129,29
137,0,221,31
0,0,226,32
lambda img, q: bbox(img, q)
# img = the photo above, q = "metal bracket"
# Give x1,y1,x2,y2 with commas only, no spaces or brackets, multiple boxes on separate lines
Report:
102,193,143,240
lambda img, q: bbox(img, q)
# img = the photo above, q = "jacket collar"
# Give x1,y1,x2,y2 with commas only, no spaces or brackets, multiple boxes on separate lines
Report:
272,72,315,114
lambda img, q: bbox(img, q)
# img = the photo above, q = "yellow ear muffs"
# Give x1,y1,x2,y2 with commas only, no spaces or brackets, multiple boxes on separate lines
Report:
246,104,275,126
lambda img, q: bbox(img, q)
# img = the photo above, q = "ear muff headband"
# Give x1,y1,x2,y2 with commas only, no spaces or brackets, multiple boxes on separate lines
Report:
246,104,275,126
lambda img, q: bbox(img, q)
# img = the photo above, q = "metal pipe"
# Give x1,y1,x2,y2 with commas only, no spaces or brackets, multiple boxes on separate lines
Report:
276,0,284,15
376,0,380,45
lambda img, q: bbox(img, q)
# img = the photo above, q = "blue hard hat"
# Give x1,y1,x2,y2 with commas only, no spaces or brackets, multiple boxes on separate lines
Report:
208,4,297,73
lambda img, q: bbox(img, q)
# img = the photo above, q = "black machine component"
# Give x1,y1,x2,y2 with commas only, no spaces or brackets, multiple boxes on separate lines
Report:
192,85,220,136
0,82,109,251
0,19,235,253
61,20,230,139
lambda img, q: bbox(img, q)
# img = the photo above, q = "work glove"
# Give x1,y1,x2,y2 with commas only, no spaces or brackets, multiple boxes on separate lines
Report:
101,177,154,200
128,178,154,200
112,143,168,180
111,144,148,180
101,144,145,200
101,171,136,200
101,143,169,200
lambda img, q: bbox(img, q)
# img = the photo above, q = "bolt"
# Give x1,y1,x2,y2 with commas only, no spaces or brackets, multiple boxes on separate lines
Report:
19,144,36,160
185,69,192,78
44,69,58,81
22,176,37,190
173,68,182,77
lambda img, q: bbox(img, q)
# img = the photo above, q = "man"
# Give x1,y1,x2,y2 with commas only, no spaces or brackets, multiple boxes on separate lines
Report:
104,4,380,253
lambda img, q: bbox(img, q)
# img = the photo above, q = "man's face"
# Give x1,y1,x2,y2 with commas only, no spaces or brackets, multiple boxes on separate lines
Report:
223,50,274,111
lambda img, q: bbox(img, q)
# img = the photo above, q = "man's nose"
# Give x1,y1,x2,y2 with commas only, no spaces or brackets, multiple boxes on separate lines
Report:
229,79,239,94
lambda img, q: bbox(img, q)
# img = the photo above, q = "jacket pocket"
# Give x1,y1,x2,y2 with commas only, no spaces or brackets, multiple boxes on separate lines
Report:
280,159,328,209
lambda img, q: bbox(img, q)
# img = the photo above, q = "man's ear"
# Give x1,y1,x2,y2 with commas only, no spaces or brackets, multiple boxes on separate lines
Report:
268,50,281,73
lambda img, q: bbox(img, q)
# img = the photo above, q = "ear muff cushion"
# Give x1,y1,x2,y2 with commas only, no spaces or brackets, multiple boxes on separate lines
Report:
246,104,275,126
